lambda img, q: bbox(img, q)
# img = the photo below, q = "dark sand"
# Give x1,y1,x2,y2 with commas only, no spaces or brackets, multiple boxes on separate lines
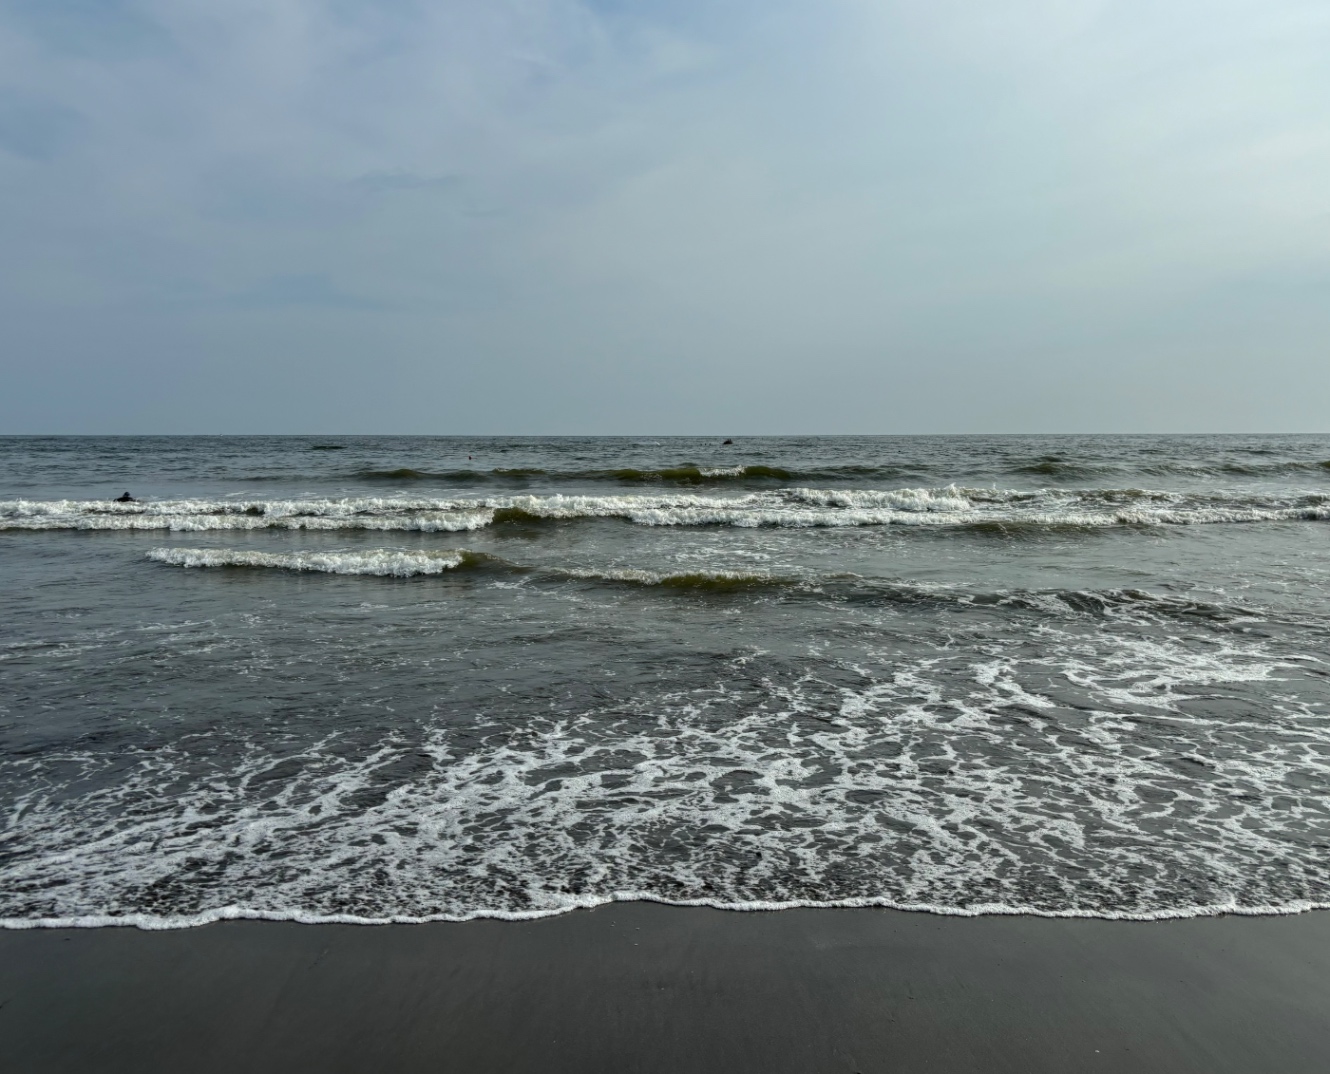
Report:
3,904,1329,1073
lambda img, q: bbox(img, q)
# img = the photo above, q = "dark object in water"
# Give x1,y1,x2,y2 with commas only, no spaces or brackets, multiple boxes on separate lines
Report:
114,492,135,503
722,439,733,445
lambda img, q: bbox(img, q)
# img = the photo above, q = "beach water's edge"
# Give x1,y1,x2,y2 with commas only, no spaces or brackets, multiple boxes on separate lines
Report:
3,902,1328,1074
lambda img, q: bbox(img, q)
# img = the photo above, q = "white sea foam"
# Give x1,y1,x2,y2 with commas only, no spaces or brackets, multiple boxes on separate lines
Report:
6,895,1330,931
7,437,1330,931
4,623,1328,928
4,487,1329,532
147,547,469,576
0,497,493,532
147,549,777,586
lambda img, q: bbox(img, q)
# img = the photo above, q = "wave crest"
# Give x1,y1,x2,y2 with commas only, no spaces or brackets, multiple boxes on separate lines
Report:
143,550,1287,629
147,547,481,576
6,487,1330,534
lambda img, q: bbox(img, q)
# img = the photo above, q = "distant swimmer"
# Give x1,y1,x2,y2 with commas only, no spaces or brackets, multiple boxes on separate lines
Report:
114,492,136,503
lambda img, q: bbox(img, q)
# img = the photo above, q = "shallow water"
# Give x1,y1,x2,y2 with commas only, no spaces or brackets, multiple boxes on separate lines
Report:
2,434,1329,926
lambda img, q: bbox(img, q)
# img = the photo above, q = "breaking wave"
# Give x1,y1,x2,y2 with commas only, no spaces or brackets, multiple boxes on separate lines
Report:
147,547,788,591
8,434,1330,932
143,548,1297,630
146,547,477,577
0,498,493,533
7,487,1330,534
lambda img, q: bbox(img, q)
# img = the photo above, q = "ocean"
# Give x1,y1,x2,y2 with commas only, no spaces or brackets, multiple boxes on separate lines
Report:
2,434,1329,928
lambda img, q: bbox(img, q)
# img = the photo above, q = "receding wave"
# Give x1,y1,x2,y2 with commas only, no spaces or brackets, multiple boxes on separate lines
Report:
7,487,1330,534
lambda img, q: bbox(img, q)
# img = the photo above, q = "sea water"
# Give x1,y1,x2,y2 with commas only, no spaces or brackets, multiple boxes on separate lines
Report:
2,434,1329,927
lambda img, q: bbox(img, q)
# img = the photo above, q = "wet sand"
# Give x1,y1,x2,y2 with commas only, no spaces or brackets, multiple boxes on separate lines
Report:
2,904,1329,1073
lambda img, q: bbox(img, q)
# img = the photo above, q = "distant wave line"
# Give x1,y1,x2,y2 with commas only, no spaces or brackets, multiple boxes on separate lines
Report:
341,458,1330,483
6,487,1330,533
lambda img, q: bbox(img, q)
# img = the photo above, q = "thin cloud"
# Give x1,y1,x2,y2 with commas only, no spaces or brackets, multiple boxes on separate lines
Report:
0,1,1327,432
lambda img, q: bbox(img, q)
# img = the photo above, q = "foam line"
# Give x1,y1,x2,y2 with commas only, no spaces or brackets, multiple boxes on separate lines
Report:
147,547,469,576
6,894,1330,931
4,487,1330,532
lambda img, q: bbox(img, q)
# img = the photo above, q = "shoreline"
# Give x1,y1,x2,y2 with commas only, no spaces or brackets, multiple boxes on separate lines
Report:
3,902,1329,1073
6,893,1330,931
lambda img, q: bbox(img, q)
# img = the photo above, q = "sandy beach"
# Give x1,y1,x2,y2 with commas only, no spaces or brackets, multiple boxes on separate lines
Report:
3,904,1329,1072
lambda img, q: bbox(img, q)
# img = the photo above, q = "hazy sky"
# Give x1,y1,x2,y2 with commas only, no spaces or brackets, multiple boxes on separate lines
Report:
1,1,1327,433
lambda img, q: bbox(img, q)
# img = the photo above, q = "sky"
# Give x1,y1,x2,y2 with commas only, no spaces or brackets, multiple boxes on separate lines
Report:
1,0,1327,434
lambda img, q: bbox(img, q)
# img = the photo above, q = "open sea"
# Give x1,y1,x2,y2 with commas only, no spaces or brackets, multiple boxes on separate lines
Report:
2,434,1330,928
